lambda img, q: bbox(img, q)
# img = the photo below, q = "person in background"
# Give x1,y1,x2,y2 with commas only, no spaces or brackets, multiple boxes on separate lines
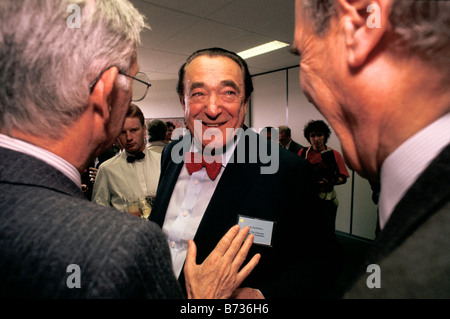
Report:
299,120,349,235
293,0,450,297
81,140,122,200
92,104,161,218
260,126,277,143
148,118,168,154
0,0,258,299
165,121,175,143
278,125,303,154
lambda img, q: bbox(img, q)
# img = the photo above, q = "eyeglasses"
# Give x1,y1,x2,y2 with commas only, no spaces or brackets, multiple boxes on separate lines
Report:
120,71,151,102
89,66,151,102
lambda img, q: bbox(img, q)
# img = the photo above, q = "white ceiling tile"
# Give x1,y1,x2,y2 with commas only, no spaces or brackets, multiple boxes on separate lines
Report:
208,0,294,34
137,47,186,71
130,0,297,80
142,0,236,18
155,20,248,54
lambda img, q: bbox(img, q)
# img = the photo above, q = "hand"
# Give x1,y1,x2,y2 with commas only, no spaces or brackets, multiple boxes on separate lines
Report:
184,225,261,299
231,288,265,299
318,178,333,192
129,211,141,218
89,167,98,182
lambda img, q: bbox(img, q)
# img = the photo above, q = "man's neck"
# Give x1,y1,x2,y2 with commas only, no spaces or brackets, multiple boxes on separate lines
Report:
376,62,450,168
126,144,146,156
6,128,91,173
348,55,450,175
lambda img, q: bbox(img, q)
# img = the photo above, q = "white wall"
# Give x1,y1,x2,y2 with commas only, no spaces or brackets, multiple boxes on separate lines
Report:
139,68,379,240
134,79,184,120
251,71,287,130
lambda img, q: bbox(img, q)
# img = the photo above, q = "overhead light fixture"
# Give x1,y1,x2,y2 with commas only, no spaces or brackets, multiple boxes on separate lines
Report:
237,41,290,60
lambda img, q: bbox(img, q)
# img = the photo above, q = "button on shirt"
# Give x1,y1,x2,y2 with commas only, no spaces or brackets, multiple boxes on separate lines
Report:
162,132,241,278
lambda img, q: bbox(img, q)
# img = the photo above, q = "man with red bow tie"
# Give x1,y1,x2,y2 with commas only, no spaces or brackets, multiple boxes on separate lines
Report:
150,47,342,299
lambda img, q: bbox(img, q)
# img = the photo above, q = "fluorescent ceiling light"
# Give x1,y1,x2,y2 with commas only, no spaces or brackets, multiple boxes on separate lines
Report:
237,41,290,60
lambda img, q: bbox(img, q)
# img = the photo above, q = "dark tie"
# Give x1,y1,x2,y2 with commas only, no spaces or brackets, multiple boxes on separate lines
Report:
185,152,222,181
127,152,145,163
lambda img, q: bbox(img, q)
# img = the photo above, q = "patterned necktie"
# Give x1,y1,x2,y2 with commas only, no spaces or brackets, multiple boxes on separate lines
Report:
127,151,145,163
185,152,222,181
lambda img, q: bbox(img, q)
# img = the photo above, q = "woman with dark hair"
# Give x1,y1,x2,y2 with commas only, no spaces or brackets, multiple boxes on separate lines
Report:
299,120,349,232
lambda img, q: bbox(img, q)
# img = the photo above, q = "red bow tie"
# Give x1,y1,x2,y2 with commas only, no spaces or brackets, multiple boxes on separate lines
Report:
185,152,222,181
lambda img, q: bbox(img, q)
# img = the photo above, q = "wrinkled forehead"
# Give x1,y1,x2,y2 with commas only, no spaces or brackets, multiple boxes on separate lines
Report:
184,56,245,88
185,55,244,76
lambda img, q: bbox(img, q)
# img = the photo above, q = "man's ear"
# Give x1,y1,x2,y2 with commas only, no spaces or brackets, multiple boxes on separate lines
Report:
338,0,392,68
142,123,147,140
89,66,119,123
243,97,251,116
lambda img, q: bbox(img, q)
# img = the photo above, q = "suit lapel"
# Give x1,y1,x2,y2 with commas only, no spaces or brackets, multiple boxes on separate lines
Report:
150,140,185,227
367,144,450,263
194,161,261,241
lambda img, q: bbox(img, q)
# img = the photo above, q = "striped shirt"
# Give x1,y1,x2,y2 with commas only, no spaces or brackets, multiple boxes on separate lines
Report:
379,113,450,229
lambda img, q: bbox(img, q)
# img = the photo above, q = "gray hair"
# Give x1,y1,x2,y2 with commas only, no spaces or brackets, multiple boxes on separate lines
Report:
302,0,336,36
0,0,148,139
302,0,450,71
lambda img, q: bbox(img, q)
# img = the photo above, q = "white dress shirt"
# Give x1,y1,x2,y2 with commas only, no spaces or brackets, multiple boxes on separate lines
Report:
0,133,81,188
378,113,450,229
92,147,161,212
163,132,241,278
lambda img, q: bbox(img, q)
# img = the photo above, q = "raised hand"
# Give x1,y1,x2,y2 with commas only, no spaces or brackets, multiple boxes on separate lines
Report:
184,225,261,299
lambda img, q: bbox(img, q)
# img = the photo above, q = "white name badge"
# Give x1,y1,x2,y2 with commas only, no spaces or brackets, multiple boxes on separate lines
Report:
238,215,275,247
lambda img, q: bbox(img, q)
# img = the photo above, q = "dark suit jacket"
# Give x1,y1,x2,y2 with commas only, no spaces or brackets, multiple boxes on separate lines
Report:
0,147,183,299
151,130,342,298
287,139,303,155
345,144,450,298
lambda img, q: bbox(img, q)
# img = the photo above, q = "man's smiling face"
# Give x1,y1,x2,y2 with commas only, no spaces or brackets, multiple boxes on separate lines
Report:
180,55,249,151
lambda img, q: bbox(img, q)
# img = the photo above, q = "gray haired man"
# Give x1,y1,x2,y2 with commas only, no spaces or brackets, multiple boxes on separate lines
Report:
293,0,450,298
0,0,258,299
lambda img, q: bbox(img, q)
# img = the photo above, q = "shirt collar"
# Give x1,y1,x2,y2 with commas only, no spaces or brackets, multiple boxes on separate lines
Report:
378,113,450,229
